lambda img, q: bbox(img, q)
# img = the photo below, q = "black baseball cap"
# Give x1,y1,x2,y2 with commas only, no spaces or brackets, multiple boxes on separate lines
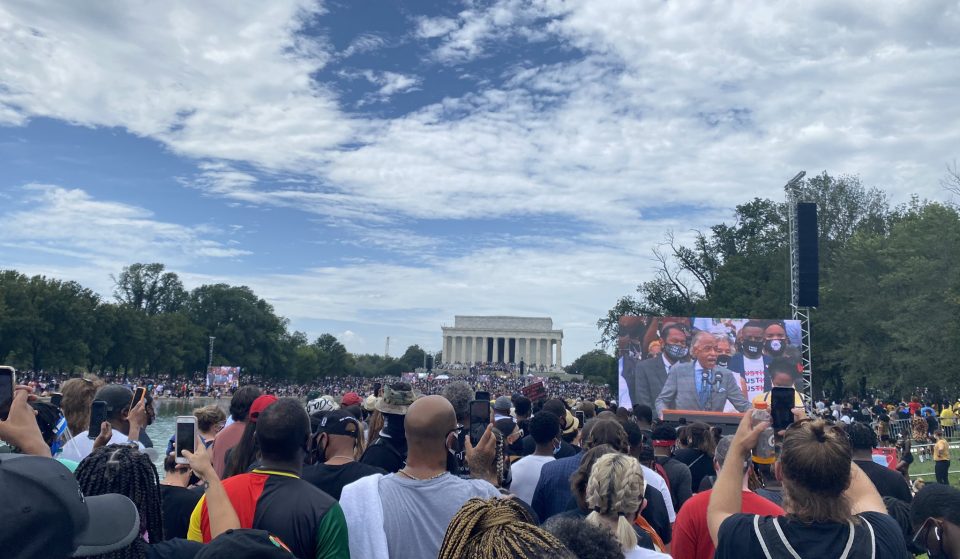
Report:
0,454,140,558
195,529,294,559
314,409,362,438
94,385,135,417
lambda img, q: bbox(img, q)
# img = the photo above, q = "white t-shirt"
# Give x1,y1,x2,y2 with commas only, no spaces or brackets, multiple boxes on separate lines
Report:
510,455,555,505
640,464,676,522
60,430,145,462
741,356,767,400
625,545,672,558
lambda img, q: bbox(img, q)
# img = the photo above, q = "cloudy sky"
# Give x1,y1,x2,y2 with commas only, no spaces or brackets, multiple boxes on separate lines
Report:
1,0,958,361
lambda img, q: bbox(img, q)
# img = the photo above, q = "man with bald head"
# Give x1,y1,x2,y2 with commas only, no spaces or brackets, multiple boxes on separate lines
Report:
656,331,750,418
340,395,502,558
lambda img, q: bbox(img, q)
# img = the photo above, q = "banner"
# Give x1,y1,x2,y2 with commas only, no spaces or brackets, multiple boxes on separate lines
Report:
206,366,241,388
521,381,547,402
617,316,802,418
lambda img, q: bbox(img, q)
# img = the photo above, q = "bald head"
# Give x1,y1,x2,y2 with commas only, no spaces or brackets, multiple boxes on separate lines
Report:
405,395,458,444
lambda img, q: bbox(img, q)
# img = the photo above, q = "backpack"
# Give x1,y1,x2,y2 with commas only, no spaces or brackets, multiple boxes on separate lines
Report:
753,515,875,559
652,456,673,494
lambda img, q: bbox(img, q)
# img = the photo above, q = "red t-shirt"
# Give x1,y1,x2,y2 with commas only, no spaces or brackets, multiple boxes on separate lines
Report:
909,402,921,416
672,489,785,559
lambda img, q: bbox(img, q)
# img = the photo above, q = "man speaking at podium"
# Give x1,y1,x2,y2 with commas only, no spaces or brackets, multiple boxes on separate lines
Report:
656,331,750,418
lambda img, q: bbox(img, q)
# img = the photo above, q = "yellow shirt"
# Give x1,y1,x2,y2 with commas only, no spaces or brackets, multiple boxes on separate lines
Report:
941,408,956,427
935,439,950,461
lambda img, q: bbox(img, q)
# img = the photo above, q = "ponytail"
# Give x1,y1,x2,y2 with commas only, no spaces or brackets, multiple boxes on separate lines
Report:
614,515,638,551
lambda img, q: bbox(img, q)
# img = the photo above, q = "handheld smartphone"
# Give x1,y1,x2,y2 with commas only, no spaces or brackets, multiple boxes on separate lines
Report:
373,382,382,398
50,393,63,409
0,366,14,420
575,410,585,428
469,400,490,446
771,387,796,431
131,386,146,409
175,416,197,464
475,391,491,402
88,400,108,439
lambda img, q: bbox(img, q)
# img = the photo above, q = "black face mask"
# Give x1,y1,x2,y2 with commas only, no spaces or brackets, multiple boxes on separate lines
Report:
741,341,763,358
765,339,785,355
716,355,730,368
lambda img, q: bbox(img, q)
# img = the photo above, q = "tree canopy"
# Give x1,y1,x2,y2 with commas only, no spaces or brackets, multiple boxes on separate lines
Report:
0,264,419,380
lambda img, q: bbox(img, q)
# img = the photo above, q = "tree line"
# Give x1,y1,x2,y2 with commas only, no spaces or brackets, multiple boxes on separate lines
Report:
0,263,429,380
597,172,960,401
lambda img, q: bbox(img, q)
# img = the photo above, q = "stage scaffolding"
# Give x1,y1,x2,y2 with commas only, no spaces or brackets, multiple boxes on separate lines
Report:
785,171,815,406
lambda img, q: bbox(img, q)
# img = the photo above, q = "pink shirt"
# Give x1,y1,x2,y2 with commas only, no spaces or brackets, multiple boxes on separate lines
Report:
211,421,245,477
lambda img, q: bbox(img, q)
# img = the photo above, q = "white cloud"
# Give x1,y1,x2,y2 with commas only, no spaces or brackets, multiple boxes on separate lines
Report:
0,0,351,170
0,184,250,269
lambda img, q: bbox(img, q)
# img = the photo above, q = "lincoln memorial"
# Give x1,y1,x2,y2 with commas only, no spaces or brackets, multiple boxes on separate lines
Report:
441,316,564,367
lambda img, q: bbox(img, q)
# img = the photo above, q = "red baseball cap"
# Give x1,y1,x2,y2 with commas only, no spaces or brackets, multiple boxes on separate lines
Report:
249,395,278,423
340,392,362,407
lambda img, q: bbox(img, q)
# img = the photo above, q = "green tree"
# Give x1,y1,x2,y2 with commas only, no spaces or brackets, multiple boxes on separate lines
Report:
398,345,427,372
565,349,617,389
314,333,349,376
113,263,187,315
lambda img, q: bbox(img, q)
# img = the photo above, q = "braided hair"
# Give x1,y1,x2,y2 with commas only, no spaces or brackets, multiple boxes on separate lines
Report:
437,497,573,559
585,453,645,553
75,444,165,559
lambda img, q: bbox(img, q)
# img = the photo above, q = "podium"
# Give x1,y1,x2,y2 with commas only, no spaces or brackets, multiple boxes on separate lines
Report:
661,410,745,434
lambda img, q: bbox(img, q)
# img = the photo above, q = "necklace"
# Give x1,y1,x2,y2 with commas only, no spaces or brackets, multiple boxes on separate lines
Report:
397,469,447,481
324,455,355,464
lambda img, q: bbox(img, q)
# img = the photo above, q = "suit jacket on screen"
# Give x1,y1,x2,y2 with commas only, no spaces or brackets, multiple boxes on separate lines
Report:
655,361,750,417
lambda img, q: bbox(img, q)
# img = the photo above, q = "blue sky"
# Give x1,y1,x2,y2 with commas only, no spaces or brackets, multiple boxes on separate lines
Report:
1,0,959,361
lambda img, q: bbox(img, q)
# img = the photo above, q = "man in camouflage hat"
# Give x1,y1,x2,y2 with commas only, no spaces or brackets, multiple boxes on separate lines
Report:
359,382,418,473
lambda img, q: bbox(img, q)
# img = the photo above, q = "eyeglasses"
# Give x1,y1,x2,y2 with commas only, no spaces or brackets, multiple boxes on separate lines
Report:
913,517,945,557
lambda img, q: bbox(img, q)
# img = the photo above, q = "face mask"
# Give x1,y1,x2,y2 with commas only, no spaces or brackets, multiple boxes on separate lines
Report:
742,341,763,358
765,339,785,355
716,355,730,368
663,343,688,361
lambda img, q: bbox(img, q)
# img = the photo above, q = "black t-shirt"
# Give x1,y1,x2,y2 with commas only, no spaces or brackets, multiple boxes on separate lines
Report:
673,448,715,494
715,511,910,558
520,436,580,459
359,437,406,473
159,484,203,540
854,459,913,502
302,461,385,500
146,539,203,559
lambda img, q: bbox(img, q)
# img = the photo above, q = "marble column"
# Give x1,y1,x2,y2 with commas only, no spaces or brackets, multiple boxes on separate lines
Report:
556,338,562,367
444,336,451,363
494,337,502,363
540,338,548,367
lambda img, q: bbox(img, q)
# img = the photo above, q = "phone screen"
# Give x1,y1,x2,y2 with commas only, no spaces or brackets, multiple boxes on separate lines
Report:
575,410,585,428
131,387,146,408
475,391,491,402
771,387,796,431
176,418,196,462
0,367,14,420
88,401,108,439
469,400,490,446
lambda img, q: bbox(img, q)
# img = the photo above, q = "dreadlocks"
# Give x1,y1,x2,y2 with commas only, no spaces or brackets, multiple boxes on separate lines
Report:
75,444,164,559
437,497,573,559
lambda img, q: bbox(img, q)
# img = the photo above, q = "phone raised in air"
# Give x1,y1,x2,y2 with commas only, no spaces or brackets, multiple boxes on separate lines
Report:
469,400,490,446
771,387,797,431
175,416,197,464
373,382,382,398
131,386,146,409
475,391,491,402
0,366,15,420
88,400,108,439
575,410,585,428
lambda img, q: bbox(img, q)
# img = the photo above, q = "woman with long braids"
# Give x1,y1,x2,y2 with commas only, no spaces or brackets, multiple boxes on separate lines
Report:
75,444,165,559
585,452,670,558
438,497,574,559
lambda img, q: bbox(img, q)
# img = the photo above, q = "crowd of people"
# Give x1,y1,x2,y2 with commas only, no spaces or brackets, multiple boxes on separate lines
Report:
14,370,612,404
3,370,960,559
436,361,557,374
